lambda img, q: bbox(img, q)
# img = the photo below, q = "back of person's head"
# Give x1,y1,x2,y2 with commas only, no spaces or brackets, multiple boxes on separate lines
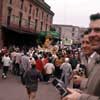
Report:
48,58,52,63
90,13,100,21
31,64,36,69
16,47,20,52
34,55,38,60
81,30,89,38
43,52,47,58
23,51,27,55
84,30,89,35
5,52,9,57
65,57,69,62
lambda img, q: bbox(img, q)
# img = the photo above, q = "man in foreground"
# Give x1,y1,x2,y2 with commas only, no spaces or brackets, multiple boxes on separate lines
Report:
62,13,100,100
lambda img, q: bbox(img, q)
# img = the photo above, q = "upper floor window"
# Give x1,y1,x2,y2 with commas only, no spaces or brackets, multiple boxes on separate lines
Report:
46,14,48,21
40,22,43,31
9,0,12,4
36,8,39,17
28,16,31,27
46,24,48,31
7,7,12,25
29,4,32,14
42,11,44,19
20,0,24,9
72,33,75,37
34,19,37,31
72,27,75,32
19,12,23,28
32,8,35,19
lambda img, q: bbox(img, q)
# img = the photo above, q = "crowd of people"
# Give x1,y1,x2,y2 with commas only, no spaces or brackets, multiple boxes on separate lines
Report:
0,13,100,100
0,44,80,100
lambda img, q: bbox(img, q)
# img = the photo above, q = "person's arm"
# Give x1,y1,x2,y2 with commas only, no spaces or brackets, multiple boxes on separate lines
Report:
62,88,81,100
79,94,100,100
80,78,88,90
62,88,100,100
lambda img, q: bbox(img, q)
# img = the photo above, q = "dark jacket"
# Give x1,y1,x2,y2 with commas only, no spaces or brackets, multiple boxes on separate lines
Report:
23,66,43,91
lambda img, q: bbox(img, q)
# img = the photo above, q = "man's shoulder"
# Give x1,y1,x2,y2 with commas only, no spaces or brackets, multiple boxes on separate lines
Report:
95,54,100,64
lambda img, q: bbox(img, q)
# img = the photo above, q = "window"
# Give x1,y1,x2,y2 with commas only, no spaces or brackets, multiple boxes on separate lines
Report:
42,11,44,19
40,22,43,31
20,0,24,9
28,16,31,28
7,7,12,26
72,33,75,37
34,19,37,31
72,27,75,32
36,8,39,17
46,14,48,21
46,24,48,31
32,9,35,19
29,4,32,14
19,12,23,28
9,0,12,4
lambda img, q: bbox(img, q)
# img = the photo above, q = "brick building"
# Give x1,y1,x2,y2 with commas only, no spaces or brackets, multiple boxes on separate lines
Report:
0,0,54,48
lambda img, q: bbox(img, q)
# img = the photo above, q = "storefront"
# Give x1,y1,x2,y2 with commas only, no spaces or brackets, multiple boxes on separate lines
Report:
1,26,38,47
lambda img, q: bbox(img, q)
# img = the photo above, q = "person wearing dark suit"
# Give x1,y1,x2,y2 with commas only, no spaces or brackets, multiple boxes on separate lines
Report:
62,13,100,100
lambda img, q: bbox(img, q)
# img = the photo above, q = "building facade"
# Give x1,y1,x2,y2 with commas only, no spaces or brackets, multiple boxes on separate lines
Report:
52,24,86,46
0,0,54,48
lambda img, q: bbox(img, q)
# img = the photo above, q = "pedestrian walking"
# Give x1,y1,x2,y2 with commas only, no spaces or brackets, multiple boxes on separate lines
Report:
2,52,12,79
23,63,43,100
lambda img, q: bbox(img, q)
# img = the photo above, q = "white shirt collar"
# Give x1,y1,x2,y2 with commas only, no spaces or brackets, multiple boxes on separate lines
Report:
88,52,97,64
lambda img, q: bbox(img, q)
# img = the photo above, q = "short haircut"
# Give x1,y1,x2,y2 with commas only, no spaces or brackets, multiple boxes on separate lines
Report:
90,13,100,21
84,30,89,35
81,30,89,38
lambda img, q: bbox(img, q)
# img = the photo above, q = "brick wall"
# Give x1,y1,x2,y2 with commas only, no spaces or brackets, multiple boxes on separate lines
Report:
2,0,54,33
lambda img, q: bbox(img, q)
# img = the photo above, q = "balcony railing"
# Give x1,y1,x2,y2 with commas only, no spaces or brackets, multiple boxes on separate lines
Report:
2,15,36,34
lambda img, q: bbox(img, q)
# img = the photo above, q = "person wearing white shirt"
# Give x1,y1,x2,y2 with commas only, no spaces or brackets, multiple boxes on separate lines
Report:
44,58,55,82
2,53,12,78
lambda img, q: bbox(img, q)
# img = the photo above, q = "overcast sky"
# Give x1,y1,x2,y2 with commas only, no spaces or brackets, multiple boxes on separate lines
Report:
45,0,100,27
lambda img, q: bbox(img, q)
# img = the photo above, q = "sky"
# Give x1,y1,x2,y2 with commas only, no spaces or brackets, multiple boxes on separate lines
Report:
45,0,100,27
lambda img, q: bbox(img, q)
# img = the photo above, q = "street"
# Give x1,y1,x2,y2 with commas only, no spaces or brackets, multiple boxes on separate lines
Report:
0,70,60,100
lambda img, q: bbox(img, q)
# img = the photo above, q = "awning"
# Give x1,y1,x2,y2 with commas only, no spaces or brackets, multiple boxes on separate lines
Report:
39,31,60,39
1,25,39,36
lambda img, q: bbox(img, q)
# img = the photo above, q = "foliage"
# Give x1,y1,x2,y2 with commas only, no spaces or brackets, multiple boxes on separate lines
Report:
37,31,60,45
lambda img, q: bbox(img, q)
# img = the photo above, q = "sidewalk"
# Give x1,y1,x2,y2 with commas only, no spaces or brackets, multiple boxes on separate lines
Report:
0,70,60,100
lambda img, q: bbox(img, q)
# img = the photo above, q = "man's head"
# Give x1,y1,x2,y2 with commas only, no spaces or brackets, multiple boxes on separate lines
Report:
88,13,100,54
81,31,93,56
